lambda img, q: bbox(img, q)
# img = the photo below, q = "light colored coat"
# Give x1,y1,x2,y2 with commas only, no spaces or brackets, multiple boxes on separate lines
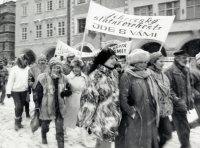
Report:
64,71,87,129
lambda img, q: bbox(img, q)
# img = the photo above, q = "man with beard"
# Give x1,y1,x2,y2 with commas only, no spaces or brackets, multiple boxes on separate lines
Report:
0,60,8,105
63,52,75,75
6,54,29,131
29,54,48,107
165,50,194,148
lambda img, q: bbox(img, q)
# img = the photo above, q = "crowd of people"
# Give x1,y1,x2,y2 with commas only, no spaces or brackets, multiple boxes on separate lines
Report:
0,47,199,148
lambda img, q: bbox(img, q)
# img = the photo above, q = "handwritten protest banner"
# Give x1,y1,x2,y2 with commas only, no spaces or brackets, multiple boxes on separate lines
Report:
86,1,175,42
110,41,132,55
55,40,99,58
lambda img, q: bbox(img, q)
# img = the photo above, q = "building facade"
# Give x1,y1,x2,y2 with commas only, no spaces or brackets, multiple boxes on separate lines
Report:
0,1,15,60
127,0,200,57
71,0,128,55
15,0,69,61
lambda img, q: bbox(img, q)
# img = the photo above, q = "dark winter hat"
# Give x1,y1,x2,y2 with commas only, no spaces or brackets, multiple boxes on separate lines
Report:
70,57,84,69
174,50,189,56
149,51,163,64
93,48,116,66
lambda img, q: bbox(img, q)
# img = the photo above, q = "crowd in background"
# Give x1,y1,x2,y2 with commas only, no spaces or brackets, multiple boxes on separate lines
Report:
0,47,200,148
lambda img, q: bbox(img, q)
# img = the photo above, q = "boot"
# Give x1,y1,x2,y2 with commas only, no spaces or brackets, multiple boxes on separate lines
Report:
15,118,20,131
42,132,47,144
19,117,24,128
57,141,64,148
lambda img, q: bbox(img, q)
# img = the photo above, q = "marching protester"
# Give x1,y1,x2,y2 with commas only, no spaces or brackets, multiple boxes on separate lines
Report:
29,54,48,103
33,57,72,148
63,58,88,145
148,52,173,148
116,49,160,148
78,48,122,148
63,52,75,75
0,60,8,105
165,50,194,148
6,54,29,131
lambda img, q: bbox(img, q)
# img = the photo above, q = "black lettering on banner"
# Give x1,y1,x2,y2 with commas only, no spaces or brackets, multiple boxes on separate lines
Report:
93,23,100,29
119,29,126,34
108,27,115,33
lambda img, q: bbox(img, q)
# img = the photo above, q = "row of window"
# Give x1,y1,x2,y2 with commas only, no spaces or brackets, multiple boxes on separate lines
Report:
134,0,200,20
21,21,65,40
22,0,87,16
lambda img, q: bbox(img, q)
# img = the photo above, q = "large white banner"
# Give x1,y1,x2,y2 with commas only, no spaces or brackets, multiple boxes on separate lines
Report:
55,40,98,58
110,41,132,55
86,1,175,42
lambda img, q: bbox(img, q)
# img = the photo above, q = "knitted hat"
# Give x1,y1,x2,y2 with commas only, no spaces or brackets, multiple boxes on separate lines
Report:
149,51,163,64
127,49,150,64
70,57,84,69
37,54,46,62
195,53,200,65
0,60,4,66
93,48,116,66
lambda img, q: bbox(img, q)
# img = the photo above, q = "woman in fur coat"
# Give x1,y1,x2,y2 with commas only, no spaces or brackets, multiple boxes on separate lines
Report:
78,48,122,148
115,49,160,148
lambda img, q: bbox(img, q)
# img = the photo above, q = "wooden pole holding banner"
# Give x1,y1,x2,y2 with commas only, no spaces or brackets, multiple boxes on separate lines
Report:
158,42,164,53
79,29,87,59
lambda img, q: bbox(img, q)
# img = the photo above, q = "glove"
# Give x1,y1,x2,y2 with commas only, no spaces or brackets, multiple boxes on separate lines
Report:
7,94,11,98
60,90,72,98
35,108,40,114
188,98,194,110
66,83,71,90
174,99,187,113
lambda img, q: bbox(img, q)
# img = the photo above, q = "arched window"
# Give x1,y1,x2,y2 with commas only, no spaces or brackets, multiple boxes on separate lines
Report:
141,42,167,56
180,39,200,57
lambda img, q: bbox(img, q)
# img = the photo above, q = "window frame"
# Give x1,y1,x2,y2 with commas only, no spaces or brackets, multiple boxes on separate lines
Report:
134,5,153,16
47,0,53,11
22,5,27,16
46,23,53,37
36,24,42,39
76,0,87,5
58,21,65,36
22,27,27,40
158,1,180,20
36,2,42,14
58,0,65,9
77,18,86,34
186,0,200,19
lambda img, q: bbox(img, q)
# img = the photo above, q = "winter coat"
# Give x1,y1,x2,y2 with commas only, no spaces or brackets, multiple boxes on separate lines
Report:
6,66,30,94
149,68,173,117
64,71,87,129
34,73,67,120
78,65,122,142
118,70,159,148
29,63,49,89
190,66,200,97
0,67,8,87
165,63,193,113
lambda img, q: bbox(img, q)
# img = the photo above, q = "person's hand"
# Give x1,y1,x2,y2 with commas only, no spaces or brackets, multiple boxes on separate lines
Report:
174,99,187,113
7,94,11,98
61,90,72,98
188,98,194,110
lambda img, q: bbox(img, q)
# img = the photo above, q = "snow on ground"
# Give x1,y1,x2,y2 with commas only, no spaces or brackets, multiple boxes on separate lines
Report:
0,95,200,148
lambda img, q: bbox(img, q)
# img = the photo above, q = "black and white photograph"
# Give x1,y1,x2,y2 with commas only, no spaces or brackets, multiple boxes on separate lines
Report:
0,0,200,148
